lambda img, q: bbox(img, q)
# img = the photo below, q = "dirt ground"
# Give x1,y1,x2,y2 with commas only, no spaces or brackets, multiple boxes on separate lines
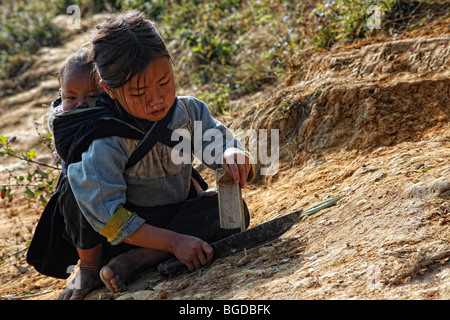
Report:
0,19,449,300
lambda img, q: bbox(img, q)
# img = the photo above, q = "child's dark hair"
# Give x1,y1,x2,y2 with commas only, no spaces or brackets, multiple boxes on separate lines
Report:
91,10,171,89
57,47,97,85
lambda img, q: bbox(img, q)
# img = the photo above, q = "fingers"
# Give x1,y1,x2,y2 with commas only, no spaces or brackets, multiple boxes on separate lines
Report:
193,242,213,269
223,148,250,187
178,237,214,271
238,161,249,187
198,188,218,197
223,162,239,184
186,258,199,271
223,162,250,187
185,251,211,271
202,242,214,264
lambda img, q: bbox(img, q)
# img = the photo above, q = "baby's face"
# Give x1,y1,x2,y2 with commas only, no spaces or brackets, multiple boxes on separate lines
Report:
60,71,100,111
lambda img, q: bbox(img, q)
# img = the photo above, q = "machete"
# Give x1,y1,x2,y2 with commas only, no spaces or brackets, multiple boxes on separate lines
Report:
157,208,303,276
157,195,344,276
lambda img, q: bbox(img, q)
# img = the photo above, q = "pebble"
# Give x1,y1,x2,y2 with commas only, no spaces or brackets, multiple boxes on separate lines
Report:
237,254,251,266
294,277,316,289
158,289,168,300
440,281,450,296
356,199,368,206
176,279,190,290
259,246,276,256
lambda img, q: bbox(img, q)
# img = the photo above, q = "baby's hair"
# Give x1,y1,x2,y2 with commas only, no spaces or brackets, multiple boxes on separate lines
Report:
91,10,171,89
57,47,97,86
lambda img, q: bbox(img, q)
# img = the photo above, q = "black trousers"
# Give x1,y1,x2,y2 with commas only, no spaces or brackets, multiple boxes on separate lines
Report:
27,172,250,279
60,179,250,262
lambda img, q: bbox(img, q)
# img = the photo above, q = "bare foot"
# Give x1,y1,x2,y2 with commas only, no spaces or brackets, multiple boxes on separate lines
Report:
100,248,169,293
58,264,103,300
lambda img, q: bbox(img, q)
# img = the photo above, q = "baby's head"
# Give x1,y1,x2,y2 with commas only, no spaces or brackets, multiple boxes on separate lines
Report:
58,47,100,111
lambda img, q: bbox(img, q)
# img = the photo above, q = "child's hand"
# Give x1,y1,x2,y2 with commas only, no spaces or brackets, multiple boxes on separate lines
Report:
222,147,251,187
191,177,217,197
172,234,214,271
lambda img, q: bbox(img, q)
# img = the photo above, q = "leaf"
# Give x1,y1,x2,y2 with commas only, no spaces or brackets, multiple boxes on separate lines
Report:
25,188,35,198
7,146,15,155
39,195,48,204
0,136,7,145
417,166,431,173
257,14,273,24
14,264,29,274
26,150,36,159
35,167,48,179
302,195,344,217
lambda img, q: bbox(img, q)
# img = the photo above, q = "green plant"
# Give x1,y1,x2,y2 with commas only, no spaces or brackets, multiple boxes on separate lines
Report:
116,0,310,114
308,0,390,48
116,0,166,19
277,93,310,120
383,0,450,32
198,84,231,114
307,0,449,49
277,93,312,141
0,0,67,81
0,132,60,204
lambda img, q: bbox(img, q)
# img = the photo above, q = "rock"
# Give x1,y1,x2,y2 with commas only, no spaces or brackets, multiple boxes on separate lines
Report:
402,177,450,199
176,279,190,290
294,277,317,289
158,289,168,300
237,254,251,266
258,246,276,256
440,281,450,298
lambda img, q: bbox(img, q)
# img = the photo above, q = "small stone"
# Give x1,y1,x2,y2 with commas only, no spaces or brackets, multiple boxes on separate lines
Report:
176,279,190,290
295,277,316,288
237,254,251,266
258,246,275,256
158,289,168,300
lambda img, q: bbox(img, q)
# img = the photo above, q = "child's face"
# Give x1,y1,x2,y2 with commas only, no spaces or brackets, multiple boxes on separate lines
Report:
60,71,100,111
102,55,176,122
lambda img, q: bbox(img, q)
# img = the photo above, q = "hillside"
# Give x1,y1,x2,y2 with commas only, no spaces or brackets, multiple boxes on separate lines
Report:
0,12,449,300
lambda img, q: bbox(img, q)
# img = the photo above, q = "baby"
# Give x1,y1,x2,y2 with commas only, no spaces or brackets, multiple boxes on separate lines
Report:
56,47,101,112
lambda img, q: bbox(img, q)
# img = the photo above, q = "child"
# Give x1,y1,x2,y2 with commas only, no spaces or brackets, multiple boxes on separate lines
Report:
47,47,102,164
56,47,100,112
26,43,217,297
55,11,254,300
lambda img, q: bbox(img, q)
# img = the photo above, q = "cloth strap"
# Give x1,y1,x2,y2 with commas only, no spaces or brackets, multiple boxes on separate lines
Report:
125,97,178,170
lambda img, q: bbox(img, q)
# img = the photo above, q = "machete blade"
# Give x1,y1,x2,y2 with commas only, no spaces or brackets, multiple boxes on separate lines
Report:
212,208,303,259
158,209,303,276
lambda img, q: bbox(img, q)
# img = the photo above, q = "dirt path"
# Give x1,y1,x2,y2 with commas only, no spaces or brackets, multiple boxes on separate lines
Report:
0,27,449,300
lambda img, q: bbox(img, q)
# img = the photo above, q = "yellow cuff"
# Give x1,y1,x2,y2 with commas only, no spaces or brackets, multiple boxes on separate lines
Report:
100,207,134,242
